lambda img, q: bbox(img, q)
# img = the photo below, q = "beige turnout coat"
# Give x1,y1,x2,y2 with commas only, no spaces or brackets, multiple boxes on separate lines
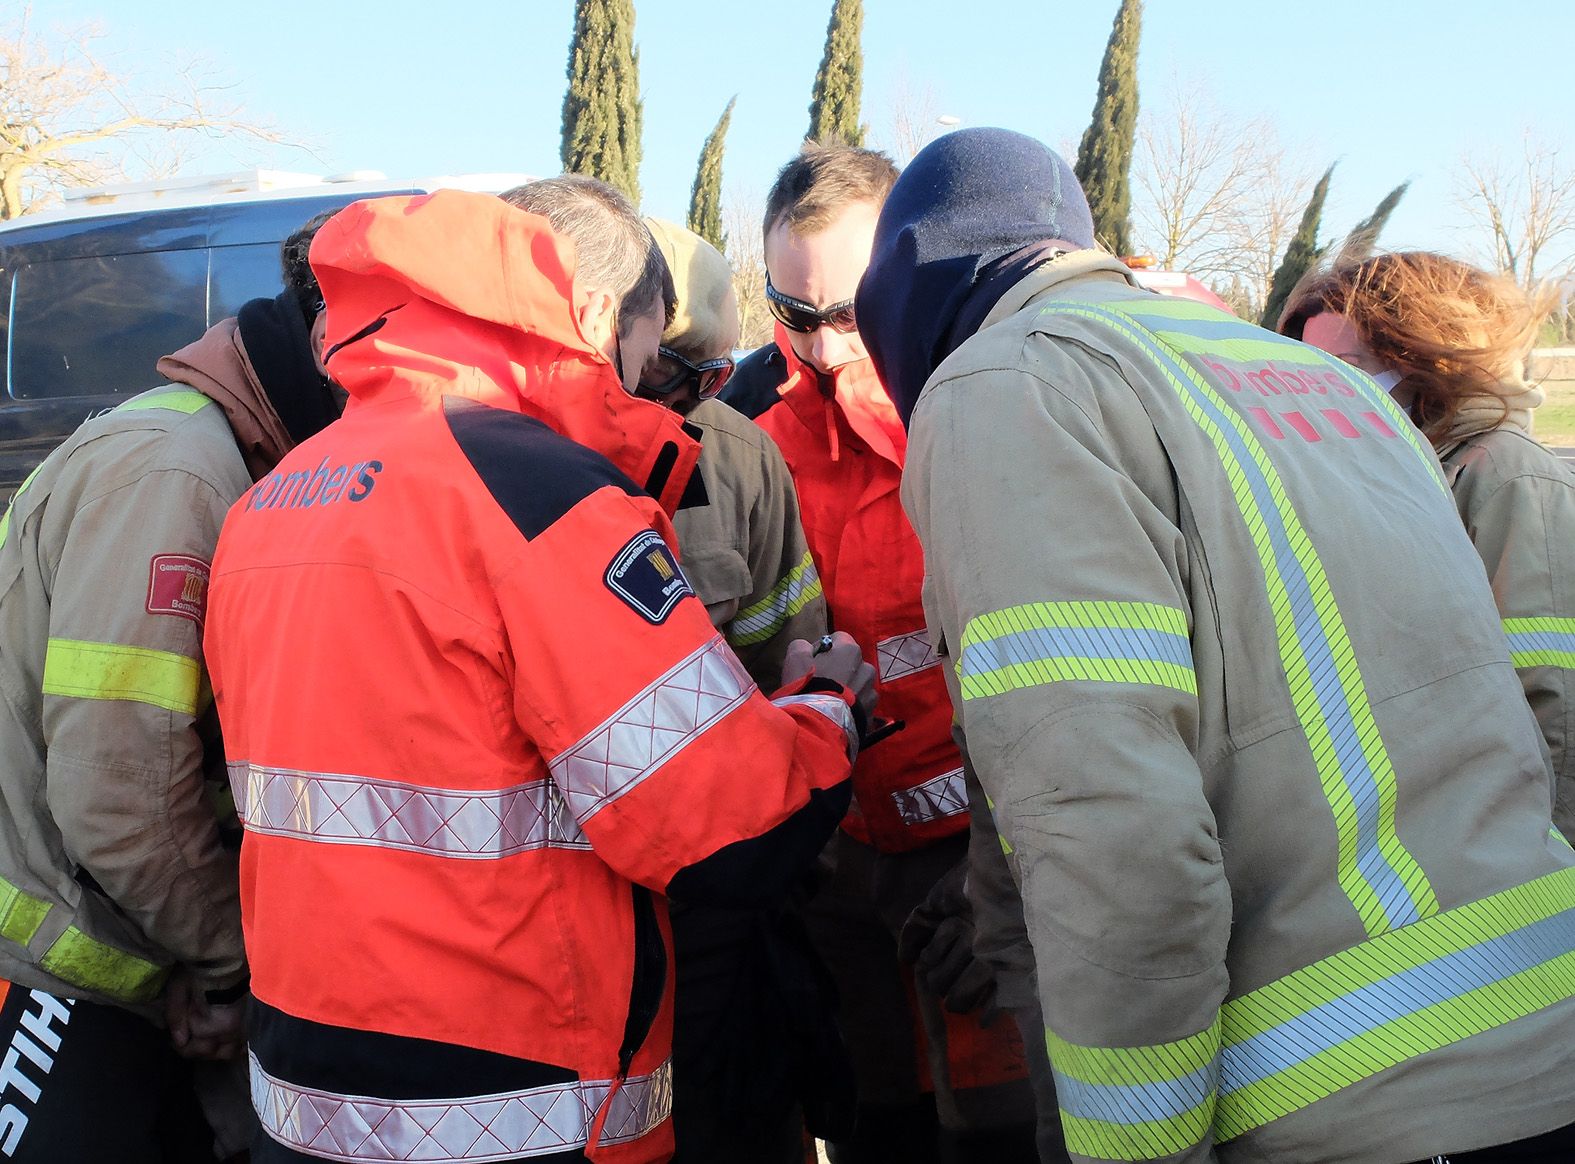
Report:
0,379,252,1011
902,252,1575,1163
1438,419,1575,840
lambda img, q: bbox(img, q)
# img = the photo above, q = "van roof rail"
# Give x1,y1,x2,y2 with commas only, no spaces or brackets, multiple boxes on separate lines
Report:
62,169,349,205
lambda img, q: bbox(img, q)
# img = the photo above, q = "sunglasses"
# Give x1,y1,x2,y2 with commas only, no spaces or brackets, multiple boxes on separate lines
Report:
765,276,858,334
639,346,734,402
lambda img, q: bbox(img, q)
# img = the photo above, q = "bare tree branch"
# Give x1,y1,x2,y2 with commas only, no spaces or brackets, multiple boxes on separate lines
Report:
1457,130,1575,292
722,184,772,349
878,68,941,164
1130,78,1312,318
0,6,297,219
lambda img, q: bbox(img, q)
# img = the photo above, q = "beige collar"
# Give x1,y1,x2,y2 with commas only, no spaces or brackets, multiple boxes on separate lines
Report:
978,250,1139,333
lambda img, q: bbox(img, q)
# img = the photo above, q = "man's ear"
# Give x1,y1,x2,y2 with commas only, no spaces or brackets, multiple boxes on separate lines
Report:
577,287,620,358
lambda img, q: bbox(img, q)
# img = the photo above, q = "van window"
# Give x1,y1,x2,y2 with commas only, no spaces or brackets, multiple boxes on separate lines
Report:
9,249,208,399
210,243,289,320
0,269,11,381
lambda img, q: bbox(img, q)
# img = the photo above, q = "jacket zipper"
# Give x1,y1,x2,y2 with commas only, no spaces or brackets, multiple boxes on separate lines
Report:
617,884,666,1079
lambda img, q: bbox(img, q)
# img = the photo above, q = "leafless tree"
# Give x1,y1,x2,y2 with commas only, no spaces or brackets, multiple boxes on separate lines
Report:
1133,81,1259,277
0,8,290,219
723,184,773,349
879,70,941,164
1130,80,1312,317
1457,130,1575,291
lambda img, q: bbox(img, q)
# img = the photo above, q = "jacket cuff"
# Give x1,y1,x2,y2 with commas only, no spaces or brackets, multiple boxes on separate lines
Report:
771,676,864,761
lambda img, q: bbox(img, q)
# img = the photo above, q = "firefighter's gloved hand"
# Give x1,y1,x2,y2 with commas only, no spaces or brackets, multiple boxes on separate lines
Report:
166,971,248,1061
898,860,998,1018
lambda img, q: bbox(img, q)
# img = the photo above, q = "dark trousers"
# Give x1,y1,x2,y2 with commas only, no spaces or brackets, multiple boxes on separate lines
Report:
0,979,216,1163
1413,1120,1575,1162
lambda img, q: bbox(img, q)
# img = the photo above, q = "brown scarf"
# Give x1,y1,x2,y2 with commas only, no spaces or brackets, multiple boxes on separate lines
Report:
156,318,292,482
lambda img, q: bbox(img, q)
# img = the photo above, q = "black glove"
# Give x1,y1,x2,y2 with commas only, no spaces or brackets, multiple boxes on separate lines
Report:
897,859,999,1018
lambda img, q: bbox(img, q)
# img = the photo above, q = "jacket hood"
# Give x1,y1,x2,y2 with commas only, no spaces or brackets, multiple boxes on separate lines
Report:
157,314,293,482
774,324,906,467
310,190,700,514
855,127,1095,425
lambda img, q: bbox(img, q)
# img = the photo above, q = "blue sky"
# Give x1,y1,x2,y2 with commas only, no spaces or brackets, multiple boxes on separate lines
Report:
30,0,1575,268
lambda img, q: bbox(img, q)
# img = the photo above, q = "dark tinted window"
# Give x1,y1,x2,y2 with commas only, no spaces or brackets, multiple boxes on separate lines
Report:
0,269,11,378
210,243,287,321
10,250,207,399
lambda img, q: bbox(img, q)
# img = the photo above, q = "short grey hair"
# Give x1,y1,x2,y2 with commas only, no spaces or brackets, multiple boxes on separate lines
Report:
500,176,674,328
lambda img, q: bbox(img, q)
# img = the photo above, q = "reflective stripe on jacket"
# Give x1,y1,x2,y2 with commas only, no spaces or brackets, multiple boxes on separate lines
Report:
208,191,857,1164
0,385,250,1009
757,331,965,852
672,398,826,690
903,251,1575,1164
1440,426,1575,841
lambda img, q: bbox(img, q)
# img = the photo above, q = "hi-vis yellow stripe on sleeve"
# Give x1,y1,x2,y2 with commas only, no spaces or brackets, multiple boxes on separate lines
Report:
1503,617,1575,671
1048,1017,1220,1160
956,600,1195,701
43,638,202,715
729,552,823,647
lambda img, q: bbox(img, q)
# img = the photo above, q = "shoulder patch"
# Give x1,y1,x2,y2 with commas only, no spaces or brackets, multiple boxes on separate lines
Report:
147,554,211,627
605,530,695,624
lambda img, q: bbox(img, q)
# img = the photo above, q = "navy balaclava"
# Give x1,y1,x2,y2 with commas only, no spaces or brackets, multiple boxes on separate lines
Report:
855,127,1095,425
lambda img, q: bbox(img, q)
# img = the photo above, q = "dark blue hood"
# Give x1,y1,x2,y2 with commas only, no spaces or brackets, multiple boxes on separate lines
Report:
855,128,1095,425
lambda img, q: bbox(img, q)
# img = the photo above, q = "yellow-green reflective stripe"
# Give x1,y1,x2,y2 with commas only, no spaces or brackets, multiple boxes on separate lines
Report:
1503,617,1575,670
729,552,823,646
1116,299,1443,490
1152,331,1330,368
116,389,211,415
1114,297,1223,322
39,928,167,1005
1046,302,1436,936
961,657,1195,701
0,462,46,548
42,638,201,715
957,601,1196,701
0,878,50,946
1216,866,1575,1140
966,600,1188,637
1049,1017,1219,1160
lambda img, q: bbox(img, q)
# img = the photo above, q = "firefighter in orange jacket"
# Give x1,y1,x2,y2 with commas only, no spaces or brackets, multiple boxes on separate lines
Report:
729,145,1038,1161
204,179,875,1164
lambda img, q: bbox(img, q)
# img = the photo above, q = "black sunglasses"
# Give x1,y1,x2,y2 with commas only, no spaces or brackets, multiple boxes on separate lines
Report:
639,346,734,402
765,276,858,334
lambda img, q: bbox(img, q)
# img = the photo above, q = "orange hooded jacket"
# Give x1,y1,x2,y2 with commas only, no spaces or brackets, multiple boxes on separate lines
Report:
205,192,858,1164
756,328,965,853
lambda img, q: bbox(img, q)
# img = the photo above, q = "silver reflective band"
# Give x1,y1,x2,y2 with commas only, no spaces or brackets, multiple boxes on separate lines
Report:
891,767,967,826
878,629,942,683
774,692,859,761
551,637,755,827
252,1053,672,1162
230,762,590,858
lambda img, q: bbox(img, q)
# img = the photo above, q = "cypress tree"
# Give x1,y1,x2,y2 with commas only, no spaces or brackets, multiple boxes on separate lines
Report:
1337,181,1410,263
560,0,643,205
1074,0,1141,256
687,97,735,253
1261,163,1336,328
807,0,864,146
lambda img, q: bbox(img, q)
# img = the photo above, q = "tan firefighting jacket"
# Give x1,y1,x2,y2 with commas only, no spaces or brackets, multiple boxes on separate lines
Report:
902,251,1575,1164
1438,421,1575,840
673,398,826,689
0,383,251,1011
